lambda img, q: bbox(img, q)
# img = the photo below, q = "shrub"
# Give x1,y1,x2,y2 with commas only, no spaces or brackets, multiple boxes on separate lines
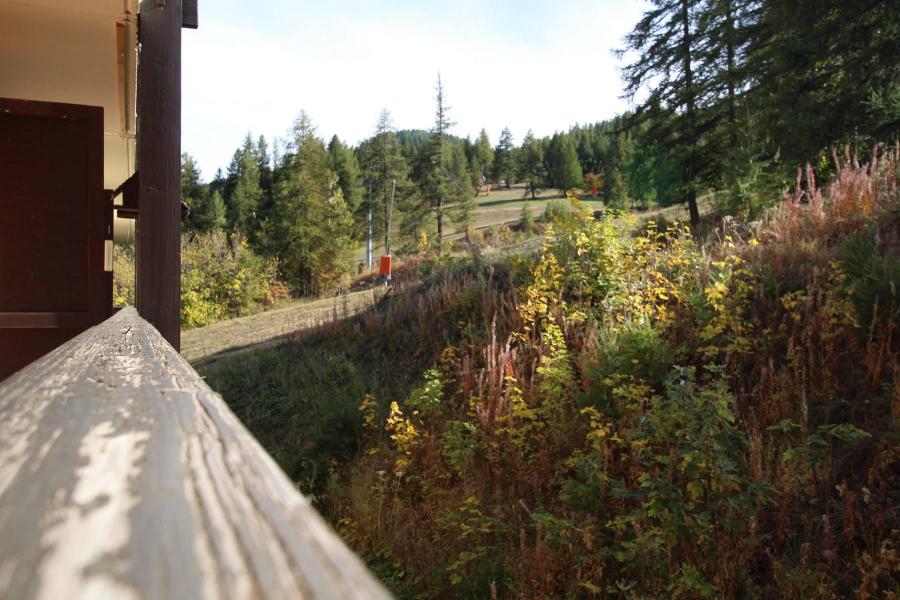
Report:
518,203,534,233
113,242,135,306
541,199,570,225
181,230,280,328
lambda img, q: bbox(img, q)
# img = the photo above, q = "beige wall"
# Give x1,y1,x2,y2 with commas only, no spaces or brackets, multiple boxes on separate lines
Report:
0,0,139,242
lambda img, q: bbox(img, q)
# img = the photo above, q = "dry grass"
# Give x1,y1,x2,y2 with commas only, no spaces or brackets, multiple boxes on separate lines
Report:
182,288,386,365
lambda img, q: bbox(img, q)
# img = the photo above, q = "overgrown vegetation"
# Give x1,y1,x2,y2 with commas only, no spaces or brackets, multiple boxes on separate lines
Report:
202,147,900,597
179,0,899,593
114,231,283,329
201,256,518,492
181,231,283,328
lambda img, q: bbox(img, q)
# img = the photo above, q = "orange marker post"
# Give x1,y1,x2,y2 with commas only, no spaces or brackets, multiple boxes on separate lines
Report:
379,255,392,281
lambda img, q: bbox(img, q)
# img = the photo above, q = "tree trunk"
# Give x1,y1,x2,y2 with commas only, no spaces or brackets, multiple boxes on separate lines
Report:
681,0,701,231
688,187,701,230
725,0,738,144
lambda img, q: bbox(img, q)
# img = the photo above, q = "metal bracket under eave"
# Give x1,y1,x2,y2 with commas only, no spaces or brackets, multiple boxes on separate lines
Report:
108,173,189,222
111,172,140,220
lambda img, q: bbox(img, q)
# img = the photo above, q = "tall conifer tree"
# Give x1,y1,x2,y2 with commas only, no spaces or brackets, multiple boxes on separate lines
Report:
227,134,264,239
493,127,515,189
424,74,456,247
181,153,226,233
264,112,354,294
360,110,412,255
448,142,476,240
475,129,494,184
327,134,364,217
619,0,718,228
518,130,545,200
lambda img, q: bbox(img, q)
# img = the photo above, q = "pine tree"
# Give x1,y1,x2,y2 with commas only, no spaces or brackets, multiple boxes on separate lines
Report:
196,190,227,232
619,0,719,229
475,129,494,185
593,118,682,209
702,0,754,144
209,168,226,200
263,112,354,295
230,154,262,238
181,153,225,233
181,153,204,201
558,135,583,194
226,134,264,239
327,134,364,217
465,137,484,196
602,166,629,208
517,130,545,200
359,110,413,256
747,0,900,165
492,127,515,189
181,152,204,231
576,133,598,176
547,133,583,194
518,201,534,233
256,135,275,222
602,132,632,208
448,142,476,240
423,74,456,247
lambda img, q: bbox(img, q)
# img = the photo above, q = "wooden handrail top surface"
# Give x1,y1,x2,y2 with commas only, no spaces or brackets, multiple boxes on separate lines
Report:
0,307,391,599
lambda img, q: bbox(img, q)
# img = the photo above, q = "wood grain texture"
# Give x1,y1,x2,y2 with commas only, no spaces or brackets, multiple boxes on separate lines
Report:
136,0,182,351
0,308,392,599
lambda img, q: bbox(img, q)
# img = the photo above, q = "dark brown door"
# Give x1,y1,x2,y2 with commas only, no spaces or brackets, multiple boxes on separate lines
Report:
0,98,112,381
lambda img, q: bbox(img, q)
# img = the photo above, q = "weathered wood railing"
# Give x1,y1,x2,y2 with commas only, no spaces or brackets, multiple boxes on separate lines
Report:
0,307,391,599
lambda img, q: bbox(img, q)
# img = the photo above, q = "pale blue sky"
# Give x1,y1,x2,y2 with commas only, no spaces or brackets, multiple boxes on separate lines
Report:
182,0,649,178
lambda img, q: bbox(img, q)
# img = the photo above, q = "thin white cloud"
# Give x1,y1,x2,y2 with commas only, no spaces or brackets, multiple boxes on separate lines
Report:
182,0,649,179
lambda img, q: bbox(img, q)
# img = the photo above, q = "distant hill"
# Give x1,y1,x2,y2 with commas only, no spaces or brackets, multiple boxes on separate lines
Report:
396,128,464,149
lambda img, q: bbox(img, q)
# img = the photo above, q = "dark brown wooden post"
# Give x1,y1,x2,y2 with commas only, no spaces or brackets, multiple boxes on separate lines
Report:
183,0,199,28
136,0,183,350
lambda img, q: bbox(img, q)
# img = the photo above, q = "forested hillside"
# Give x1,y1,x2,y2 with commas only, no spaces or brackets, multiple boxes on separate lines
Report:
188,0,900,596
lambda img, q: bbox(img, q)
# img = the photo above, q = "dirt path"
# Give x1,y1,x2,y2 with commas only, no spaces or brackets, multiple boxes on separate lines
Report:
181,288,386,366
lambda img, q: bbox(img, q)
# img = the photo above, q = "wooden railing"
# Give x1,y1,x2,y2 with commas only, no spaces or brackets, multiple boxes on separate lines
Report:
0,307,391,599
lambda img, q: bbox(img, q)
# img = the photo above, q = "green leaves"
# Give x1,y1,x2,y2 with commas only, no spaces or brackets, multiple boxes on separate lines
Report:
441,421,481,476
820,423,871,443
180,231,279,328
406,369,444,416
